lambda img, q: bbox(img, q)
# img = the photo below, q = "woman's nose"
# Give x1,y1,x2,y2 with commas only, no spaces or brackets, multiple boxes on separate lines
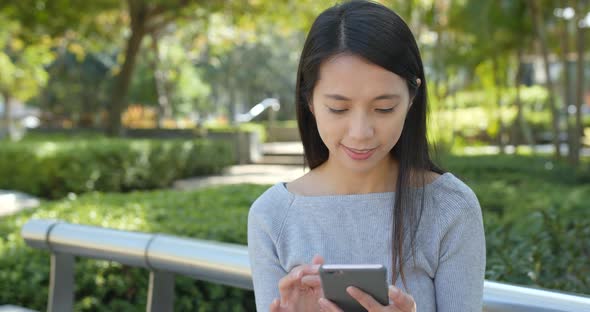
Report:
348,112,374,140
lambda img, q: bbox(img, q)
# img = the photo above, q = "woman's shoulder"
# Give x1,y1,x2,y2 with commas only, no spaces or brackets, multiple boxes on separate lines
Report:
431,172,478,200
427,172,482,225
248,182,295,224
283,171,324,196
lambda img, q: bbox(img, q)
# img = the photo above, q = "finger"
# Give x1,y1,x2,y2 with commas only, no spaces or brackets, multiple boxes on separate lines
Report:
312,254,325,265
347,286,383,311
278,268,304,305
270,298,280,312
318,298,343,312
278,264,323,305
301,275,322,288
299,263,322,277
389,285,416,311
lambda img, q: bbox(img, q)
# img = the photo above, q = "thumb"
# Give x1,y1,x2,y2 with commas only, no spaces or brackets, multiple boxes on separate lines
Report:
312,254,325,265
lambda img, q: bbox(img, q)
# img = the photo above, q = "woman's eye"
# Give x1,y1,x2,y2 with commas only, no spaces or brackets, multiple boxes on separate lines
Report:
328,108,348,114
376,108,395,113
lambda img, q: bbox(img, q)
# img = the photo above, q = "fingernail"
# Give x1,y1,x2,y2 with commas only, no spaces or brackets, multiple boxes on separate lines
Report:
318,298,327,307
389,285,400,295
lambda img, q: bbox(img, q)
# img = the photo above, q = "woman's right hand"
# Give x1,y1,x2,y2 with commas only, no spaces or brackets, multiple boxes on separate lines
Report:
270,255,325,312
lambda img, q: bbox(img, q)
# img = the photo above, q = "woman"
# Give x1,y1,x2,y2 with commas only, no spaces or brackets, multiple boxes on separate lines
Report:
247,1,486,311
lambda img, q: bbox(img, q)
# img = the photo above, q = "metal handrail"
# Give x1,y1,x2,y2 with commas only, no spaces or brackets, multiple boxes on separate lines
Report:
235,98,280,123
21,219,590,312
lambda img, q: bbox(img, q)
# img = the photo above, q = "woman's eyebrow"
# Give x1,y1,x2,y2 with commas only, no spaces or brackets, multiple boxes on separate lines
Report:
323,93,401,101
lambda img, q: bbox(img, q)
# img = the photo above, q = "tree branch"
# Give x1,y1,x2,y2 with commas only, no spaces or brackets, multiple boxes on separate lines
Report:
145,14,176,34
146,4,167,21
144,0,192,33
146,0,191,22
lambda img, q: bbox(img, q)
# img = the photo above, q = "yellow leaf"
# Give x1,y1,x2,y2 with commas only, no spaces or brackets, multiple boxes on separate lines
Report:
68,43,86,62
10,38,24,51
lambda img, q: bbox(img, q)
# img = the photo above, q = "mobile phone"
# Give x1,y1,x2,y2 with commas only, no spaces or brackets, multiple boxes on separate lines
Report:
319,264,389,312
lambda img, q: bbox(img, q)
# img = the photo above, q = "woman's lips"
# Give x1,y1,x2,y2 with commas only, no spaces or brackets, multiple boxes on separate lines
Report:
342,145,377,160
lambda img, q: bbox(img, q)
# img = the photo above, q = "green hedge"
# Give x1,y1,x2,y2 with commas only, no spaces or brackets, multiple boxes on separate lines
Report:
205,122,267,143
0,139,234,199
0,184,266,311
0,155,588,311
443,155,590,293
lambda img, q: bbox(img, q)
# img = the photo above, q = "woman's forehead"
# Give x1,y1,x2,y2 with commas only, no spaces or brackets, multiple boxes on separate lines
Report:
315,54,408,95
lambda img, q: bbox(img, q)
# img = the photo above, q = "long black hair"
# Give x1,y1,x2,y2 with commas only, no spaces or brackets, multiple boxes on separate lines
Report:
295,0,444,289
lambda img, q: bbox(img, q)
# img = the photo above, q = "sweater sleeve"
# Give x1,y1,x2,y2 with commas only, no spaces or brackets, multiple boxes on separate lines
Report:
434,187,486,312
247,186,291,312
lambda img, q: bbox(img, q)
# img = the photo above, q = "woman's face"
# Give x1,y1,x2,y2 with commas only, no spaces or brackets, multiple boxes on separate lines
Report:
310,53,414,173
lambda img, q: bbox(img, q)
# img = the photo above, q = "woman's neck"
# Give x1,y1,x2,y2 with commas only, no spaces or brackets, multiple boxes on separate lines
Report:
313,156,399,195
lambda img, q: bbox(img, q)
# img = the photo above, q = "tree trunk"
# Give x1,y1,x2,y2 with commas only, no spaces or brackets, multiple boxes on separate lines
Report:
432,3,450,148
106,1,148,136
514,49,535,153
150,31,172,129
492,55,506,154
1,91,13,140
226,55,237,125
529,0,562,158
79,69,96,128
511,55,522,148
560,11,574,163
39,40,68,127
573,1,588,166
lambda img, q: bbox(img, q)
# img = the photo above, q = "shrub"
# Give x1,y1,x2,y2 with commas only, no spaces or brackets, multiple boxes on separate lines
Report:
0,184,267,312
1,155,588,311
442,155,590,293
0,139,234,199
205,122,267,143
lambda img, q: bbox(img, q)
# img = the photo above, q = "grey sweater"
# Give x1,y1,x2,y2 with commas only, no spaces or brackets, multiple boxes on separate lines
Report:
247,173,486,311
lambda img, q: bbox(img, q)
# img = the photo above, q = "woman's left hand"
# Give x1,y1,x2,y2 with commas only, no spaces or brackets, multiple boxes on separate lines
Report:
318,285,416,312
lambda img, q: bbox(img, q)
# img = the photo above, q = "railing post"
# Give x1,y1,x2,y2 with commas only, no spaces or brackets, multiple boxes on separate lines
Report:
146,271,175,312
48,252,75,312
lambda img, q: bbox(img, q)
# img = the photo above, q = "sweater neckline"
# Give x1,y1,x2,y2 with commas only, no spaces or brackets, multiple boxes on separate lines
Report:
279,172,452,201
